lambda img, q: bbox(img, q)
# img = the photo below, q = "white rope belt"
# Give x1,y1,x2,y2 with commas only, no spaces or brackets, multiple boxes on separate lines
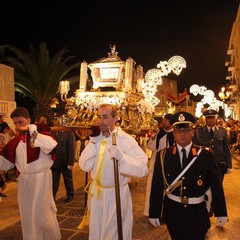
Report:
167,193,205,205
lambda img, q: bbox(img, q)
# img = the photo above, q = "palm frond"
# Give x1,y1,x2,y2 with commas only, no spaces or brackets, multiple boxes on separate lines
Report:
0,42,80,119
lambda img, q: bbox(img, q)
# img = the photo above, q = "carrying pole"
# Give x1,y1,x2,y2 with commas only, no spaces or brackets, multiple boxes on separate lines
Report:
112,133,123,240
18,126,92,132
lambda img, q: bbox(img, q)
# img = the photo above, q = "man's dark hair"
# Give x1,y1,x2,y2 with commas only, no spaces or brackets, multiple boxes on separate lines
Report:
10,107,30,119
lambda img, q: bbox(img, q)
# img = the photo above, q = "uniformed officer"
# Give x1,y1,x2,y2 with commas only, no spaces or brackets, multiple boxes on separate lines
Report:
149,111,228,240
193,109,232,181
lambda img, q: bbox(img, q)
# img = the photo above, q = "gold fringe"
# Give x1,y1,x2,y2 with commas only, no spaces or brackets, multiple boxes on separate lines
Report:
77,211,89,230
77,181,92,230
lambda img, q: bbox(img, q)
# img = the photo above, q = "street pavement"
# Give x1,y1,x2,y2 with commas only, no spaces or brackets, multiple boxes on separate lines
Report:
1,154,240,240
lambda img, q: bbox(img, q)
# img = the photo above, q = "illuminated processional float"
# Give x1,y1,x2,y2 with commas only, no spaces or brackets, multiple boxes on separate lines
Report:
58,45,187,134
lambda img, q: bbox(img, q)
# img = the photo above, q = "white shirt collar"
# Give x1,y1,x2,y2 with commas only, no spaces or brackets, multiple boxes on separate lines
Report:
177,142,192,157
207,126,215,131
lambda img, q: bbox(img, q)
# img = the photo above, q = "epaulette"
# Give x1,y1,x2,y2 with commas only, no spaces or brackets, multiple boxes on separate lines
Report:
199,146,214,154
172,146,177,154
199,146,209,150
191,147,197,156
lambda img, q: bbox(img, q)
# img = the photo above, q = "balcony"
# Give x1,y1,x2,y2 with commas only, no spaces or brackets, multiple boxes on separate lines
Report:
227,48,234,55
228,66,236,72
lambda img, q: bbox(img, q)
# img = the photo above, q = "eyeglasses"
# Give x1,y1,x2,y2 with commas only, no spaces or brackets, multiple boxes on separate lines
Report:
174,129,192,134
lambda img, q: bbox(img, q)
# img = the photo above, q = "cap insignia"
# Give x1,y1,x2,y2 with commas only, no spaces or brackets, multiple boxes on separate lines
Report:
178,114,185,122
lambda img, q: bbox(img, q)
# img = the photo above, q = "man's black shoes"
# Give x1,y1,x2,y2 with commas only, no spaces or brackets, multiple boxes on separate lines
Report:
65,196,73,202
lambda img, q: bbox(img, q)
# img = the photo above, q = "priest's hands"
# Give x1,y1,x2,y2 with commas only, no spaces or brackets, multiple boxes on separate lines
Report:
28,124,38,147
109,145,124,161
28,124,38,137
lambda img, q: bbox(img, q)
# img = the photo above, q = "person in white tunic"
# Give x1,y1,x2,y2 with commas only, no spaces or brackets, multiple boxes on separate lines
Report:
143,114,174,216
79,104,148,240
0,107,61,240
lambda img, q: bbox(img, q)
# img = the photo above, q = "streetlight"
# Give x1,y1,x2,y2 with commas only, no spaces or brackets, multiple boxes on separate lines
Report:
218,87,231,120
218,87,230,102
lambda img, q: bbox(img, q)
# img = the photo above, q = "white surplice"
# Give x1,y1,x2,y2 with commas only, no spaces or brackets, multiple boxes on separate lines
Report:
79,127,148,240
0,133,61,240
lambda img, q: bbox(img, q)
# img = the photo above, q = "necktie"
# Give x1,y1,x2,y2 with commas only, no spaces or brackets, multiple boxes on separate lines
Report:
210,128,214,138
181,148,187,169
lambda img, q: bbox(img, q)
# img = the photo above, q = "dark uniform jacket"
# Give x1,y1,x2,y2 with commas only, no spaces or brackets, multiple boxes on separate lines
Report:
149,144,227,234
193,125,232,171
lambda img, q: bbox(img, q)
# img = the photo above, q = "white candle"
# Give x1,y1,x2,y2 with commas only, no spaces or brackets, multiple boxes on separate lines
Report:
79,61,88,91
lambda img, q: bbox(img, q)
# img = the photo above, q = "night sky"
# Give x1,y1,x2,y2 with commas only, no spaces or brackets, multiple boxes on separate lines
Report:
1,0,239,96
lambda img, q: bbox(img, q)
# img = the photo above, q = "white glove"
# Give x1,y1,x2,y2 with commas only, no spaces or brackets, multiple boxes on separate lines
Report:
226,168,232,174
28,124,37,136
216,216,228,227
109,145,124,161
149,218,160,227
67,165,73,170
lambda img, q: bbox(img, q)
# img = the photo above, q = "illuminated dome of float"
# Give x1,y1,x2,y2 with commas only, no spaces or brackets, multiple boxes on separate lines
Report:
58,46,187,134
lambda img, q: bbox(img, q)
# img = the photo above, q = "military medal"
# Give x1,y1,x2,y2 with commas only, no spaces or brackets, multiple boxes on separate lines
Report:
197,179,203,186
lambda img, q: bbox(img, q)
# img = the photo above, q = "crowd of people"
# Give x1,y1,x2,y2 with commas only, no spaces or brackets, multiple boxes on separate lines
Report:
0,105,239,239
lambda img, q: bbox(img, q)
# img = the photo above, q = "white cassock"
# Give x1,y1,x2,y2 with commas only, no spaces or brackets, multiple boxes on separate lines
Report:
143,132,171,216
79,127,148,240
0,133,61,240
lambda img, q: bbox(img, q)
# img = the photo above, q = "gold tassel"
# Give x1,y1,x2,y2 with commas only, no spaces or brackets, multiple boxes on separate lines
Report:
77,210,89,230
77,181,92,230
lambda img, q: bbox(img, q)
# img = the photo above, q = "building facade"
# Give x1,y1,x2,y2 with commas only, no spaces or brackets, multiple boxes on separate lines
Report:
225,4,240,120
0,64,16,130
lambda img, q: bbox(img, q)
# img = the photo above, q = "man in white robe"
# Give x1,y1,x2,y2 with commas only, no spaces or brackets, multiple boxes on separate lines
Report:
143,113,174,216
79,104,148,240
0,107,61,240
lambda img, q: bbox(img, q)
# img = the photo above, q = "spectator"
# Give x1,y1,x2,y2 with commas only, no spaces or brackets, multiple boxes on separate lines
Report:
149,111,228,239
0,107,61,240
0,122,15,143
0,122,17,182
78,104,148,240
0,170,7,201
0,133,7,200
51,117,75,202
0,114,5,132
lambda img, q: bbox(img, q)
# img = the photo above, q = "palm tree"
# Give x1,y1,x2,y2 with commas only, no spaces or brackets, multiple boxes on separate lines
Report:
0,42,80,122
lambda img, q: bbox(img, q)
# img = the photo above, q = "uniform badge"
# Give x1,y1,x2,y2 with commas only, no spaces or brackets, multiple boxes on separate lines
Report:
197,179,203,186
178,114,185,122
